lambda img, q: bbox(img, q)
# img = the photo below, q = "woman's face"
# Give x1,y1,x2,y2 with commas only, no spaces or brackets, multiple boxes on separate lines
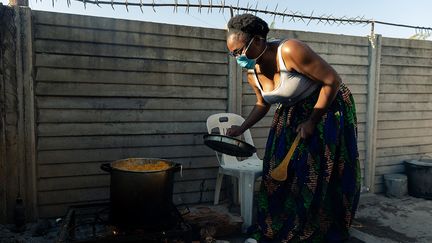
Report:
226,32,264,59
226,33,250,57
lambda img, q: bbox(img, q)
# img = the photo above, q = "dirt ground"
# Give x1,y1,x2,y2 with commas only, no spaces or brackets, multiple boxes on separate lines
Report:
1,193,431,243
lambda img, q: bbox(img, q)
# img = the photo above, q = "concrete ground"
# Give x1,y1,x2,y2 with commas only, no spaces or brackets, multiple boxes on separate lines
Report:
0,193,430,242
350,193,432,243
219,193,432,243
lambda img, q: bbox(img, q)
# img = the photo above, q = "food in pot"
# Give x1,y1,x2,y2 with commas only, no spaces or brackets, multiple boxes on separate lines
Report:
114,159,171,171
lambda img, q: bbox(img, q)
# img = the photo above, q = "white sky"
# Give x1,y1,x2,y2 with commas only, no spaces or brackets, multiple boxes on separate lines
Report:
1,0,432,40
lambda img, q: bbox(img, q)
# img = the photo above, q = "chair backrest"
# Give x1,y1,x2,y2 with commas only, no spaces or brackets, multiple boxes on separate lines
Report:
206,113,259,166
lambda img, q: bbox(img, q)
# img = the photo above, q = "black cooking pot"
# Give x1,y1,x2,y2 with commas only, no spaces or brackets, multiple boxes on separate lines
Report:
101,158,182,230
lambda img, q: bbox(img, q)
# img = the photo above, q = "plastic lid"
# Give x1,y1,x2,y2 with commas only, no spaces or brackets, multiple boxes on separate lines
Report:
405,159,432,167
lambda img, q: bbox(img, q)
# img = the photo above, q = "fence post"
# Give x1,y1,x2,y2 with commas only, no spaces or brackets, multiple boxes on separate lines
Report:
0,4,36,223
0,5,9,223
20,6,37,221
365,34,382,193
227,57,242,114
227,56,243,204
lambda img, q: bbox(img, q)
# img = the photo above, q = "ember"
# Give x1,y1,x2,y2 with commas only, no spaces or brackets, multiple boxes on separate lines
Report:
56,203,192,243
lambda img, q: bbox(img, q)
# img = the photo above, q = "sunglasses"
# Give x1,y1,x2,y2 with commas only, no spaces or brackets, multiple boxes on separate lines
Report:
228,37,254,57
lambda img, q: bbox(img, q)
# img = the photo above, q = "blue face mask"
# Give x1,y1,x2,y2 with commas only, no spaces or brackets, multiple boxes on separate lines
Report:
236,54,256,69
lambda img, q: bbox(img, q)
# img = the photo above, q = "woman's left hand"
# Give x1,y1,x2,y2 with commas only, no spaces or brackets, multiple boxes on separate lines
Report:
296,119,318,139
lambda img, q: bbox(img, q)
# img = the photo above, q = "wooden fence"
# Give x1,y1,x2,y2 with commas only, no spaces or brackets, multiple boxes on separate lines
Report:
1,6,432,222
33,11,229,218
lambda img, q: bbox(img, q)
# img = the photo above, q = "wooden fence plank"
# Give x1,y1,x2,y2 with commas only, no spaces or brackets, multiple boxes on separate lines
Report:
34,39,227,64
34,24,226,51
379,93,432,102
381,56,432,68
37,145,215,164
380,74,432,85
173,191,215,205
306,42,369,56
376,155,426,167
37,97,227,110
340,75,368,85
38,134,207,151
38,109,224,123
377,144,432,158
37,200,108,218
173,168,220,181
37,122,208,137
270,29,369,46
38,145,214,165
380,65,432,76
35,54,228,75
38,175,110,192
381,46,432,58
173,179,217,194
378,120,432,130
33,11,227,40
379,84,432,94
377,128,432,139
379,102,432,112
36,82,227,99
378,111,432,121
38,187,110,205
315,54,368,65
377,136,432,148
382,37,432,50
375,164,405,175
36,68,228,87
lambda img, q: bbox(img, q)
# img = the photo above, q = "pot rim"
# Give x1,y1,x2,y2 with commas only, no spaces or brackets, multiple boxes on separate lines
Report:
107,158,181,173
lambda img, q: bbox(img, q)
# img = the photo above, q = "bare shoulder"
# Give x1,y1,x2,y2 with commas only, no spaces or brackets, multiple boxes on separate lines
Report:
280,39,312,57
280,39,321,70
246,70,257,86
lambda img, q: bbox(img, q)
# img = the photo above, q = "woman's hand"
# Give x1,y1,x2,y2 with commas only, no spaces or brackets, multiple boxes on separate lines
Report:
226,125,244,137
296,119,318,139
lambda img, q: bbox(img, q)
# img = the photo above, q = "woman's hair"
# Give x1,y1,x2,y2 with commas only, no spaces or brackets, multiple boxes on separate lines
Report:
227,14,270,39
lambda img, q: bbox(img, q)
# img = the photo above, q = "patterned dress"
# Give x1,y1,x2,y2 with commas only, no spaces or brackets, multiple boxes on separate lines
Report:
248,83,361,242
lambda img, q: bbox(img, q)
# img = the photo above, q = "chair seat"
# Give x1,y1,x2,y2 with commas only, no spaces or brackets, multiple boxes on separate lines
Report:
220,158,263,173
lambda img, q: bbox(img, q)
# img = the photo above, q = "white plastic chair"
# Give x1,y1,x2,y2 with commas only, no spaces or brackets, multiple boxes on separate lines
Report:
206,113,263,231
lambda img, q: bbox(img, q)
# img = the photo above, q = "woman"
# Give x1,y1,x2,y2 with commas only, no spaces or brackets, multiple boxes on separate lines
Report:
225,14,361,243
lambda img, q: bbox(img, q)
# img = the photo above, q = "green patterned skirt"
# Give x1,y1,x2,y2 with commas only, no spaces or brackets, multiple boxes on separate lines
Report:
249,83,361,243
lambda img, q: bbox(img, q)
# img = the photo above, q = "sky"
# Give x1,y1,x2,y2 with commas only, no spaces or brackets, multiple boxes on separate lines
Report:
1,0,432,40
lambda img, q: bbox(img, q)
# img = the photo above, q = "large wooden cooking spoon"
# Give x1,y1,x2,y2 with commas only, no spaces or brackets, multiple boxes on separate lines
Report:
270,133,301,181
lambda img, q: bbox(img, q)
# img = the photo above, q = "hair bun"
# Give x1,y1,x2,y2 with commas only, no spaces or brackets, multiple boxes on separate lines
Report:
227,14,269,38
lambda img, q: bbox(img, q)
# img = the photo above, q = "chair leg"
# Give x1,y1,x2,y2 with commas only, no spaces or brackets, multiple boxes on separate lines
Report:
239,172,255,232
214,172,224,205
232,177,239,205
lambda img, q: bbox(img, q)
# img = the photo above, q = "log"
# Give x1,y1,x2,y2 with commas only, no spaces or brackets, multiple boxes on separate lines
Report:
183,204,243,238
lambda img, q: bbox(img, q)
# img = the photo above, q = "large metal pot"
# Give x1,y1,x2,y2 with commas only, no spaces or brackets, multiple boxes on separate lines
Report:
101,158,182,229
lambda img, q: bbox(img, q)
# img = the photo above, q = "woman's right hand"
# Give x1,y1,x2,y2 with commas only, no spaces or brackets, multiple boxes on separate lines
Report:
226,125,244,137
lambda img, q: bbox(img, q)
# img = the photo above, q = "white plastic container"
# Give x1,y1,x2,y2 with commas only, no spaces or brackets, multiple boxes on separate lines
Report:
384,173,408,198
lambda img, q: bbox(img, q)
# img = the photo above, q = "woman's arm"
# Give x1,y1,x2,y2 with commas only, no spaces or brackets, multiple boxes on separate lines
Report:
281,39,341,138
226,73,271,137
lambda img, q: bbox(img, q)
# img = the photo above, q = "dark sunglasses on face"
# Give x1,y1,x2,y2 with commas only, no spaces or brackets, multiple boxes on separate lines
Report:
229,37,254,57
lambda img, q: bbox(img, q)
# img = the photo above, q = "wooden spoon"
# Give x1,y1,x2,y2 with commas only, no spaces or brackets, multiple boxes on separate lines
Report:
270,133,301,181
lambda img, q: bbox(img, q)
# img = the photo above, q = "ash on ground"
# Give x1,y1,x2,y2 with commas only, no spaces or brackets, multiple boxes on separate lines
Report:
0,219,59,243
